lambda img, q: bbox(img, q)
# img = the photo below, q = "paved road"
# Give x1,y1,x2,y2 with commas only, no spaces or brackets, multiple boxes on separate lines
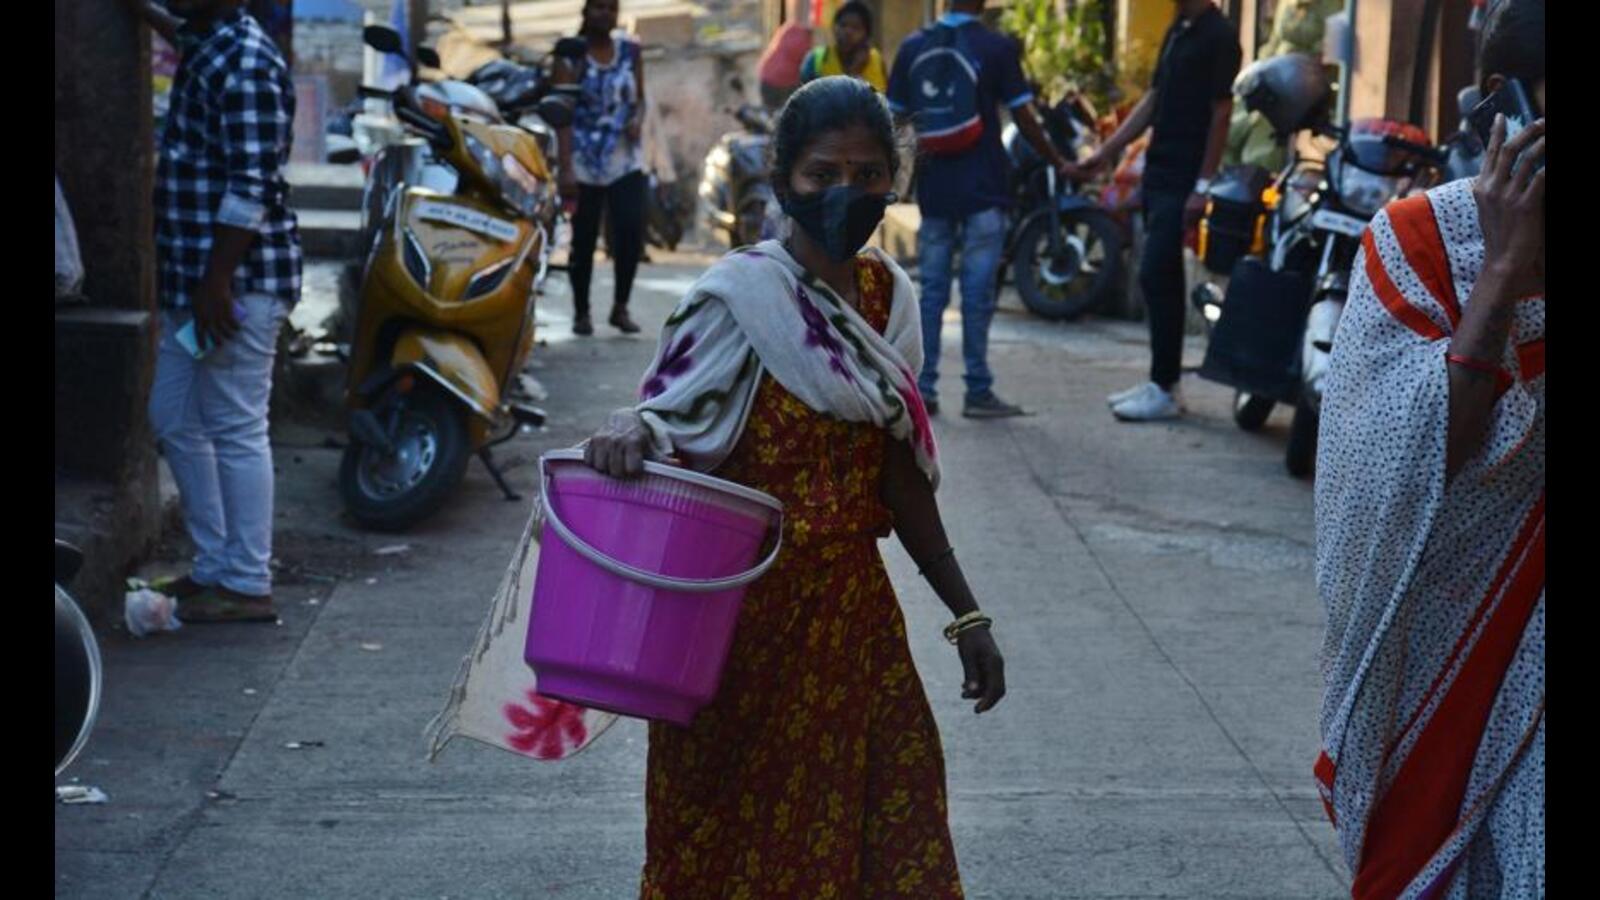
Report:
56,259,1348,899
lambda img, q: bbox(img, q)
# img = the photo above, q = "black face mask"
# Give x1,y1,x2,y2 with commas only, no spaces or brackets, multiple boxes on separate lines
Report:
781,185,896,262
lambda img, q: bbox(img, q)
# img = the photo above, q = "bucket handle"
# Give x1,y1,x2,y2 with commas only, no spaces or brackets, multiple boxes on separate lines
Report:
540,458,784,594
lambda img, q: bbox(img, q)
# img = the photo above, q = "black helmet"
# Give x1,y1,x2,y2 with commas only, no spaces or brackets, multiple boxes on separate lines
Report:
1234,53,1332,137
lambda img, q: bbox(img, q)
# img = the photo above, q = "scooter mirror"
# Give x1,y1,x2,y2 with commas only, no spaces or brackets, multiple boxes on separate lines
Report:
416,46,442,69
363,25,405,55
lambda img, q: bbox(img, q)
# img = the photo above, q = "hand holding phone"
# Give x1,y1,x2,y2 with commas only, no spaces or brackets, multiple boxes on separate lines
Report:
175,300,249,359
1471,109,1544,301
174,317,213,359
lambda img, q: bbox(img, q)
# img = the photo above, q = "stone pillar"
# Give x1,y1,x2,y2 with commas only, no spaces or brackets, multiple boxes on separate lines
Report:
54,0,161,620
55,0,155,315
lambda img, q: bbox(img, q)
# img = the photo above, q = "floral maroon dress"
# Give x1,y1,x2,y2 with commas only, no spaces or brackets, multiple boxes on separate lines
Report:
640,258,963,898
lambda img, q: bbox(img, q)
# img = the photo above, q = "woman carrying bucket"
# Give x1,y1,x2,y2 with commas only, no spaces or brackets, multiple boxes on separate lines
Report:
584,76,1004,897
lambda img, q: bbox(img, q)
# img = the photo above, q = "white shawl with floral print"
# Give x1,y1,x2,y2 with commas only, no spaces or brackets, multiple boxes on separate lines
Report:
634,240,940,487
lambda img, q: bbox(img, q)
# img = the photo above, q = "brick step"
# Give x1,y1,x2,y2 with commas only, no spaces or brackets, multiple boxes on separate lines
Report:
286,163,364,212
296,209,363,261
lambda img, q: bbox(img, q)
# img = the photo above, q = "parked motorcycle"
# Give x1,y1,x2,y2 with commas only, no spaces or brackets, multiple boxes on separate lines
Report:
1197,54,1449,478
999,94,1126,321
699,103,777,249
56,540,101,777
645,173,686,252
339,27,577,531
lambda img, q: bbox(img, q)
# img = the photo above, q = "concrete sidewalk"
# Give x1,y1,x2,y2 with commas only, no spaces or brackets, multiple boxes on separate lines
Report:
56,264,1347,899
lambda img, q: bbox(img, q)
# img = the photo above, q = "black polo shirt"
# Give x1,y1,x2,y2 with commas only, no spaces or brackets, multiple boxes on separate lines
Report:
1144,4,1242,193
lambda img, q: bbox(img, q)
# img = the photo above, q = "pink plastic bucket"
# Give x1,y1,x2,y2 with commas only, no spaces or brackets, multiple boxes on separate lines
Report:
525,449,783,726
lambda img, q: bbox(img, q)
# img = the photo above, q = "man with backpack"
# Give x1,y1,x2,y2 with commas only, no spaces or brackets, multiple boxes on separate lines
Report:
887,0,1075,419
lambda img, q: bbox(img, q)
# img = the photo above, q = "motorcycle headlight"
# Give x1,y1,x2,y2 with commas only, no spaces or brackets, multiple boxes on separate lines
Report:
498,151,546,219
462,133,548,219
1336,165,1404,218
463,132,503,185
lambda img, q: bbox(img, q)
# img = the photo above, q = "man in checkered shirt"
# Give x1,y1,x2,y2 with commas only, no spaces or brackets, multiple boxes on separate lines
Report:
127,0,301,623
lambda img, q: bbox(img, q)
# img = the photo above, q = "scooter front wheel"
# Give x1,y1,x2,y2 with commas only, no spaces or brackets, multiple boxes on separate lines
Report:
1233,391,1276,432
340,386,472,531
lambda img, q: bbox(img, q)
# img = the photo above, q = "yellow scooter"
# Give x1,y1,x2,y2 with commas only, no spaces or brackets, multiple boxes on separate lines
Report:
340,49,577,531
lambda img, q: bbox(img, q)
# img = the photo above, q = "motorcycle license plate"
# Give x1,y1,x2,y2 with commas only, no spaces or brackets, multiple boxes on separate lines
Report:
1310,209,1368,239
414,200,519,243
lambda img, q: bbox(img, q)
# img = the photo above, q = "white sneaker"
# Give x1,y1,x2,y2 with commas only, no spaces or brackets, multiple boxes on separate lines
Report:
1111,382,1183,421
1106,383,1146,407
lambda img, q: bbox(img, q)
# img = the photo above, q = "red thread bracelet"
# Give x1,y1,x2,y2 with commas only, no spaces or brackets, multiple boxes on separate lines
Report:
1446,353,1502,377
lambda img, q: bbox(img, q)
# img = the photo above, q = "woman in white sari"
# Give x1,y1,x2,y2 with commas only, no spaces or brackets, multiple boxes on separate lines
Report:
1313,2,1544,896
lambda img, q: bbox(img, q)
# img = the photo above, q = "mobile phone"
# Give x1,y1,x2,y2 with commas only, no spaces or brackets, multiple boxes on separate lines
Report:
175,317,214,359
173,301,248,360
1468,78,1543,173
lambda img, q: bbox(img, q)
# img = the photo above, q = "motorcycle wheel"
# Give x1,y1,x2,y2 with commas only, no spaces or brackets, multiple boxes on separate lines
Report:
1285,397,1319,479
1013,209,1124,321
56,584,102,777
1233,391,1275,432
339,386,472,531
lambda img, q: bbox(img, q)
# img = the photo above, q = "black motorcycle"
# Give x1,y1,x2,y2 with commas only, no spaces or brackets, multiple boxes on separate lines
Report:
698,103,777,249
999,94,1125,321
644,173,686,252
1197,55,1450,477
56,540,101,777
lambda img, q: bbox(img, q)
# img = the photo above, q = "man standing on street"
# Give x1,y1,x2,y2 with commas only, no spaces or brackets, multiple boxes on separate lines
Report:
887,0,1076,419
1077,0,1241,421
125,0,301,623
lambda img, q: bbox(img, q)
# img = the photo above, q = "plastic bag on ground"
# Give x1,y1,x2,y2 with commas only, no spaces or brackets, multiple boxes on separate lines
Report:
124,587,183,637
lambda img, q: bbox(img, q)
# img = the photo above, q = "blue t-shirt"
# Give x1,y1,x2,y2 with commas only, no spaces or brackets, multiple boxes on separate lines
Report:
886,14,1033,219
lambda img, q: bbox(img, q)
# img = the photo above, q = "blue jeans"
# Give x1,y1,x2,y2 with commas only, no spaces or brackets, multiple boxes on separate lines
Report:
916,207,1007,403
149,294,289,596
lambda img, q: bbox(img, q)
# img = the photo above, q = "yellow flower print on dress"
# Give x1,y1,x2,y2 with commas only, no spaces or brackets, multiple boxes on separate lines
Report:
640,258,961,897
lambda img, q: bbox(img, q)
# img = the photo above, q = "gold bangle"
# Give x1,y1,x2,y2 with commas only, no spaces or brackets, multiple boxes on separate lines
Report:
943,611,992,644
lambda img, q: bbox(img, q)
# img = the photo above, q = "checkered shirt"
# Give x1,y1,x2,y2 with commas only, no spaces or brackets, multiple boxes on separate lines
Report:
155,11,300,308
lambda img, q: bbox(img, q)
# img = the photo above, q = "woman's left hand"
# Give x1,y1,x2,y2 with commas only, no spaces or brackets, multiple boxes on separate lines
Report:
957,627,1006,714
626,117,642,142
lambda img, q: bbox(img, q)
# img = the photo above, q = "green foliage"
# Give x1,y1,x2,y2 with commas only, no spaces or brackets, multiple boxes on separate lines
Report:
999,0,1117,109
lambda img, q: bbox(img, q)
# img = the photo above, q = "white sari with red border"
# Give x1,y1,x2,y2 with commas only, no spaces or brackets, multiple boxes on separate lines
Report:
1314,176,1544,899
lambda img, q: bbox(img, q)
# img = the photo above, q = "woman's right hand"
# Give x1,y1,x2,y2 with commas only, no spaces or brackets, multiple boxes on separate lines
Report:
559,168,579,205
583,408,653,479
1474,114,1545,298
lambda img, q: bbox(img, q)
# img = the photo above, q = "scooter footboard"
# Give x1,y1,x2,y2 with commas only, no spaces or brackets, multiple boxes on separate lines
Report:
1196,258,1314,405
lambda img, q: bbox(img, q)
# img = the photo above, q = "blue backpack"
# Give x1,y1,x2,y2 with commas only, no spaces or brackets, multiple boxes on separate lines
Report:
906,23,983,156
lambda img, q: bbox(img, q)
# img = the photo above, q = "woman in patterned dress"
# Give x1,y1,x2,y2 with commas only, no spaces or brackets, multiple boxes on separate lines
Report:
558,0,647,336
1313,2,1543,895
584,76,1006,897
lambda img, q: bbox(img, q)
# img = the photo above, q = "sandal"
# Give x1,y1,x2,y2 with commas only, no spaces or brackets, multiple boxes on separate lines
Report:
609,309,641,334
149,574,213,601
177,588,279,624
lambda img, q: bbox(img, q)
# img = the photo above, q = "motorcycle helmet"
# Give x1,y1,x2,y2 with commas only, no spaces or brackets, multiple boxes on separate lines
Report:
1341,118,1433,175
1234,53,1332,137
